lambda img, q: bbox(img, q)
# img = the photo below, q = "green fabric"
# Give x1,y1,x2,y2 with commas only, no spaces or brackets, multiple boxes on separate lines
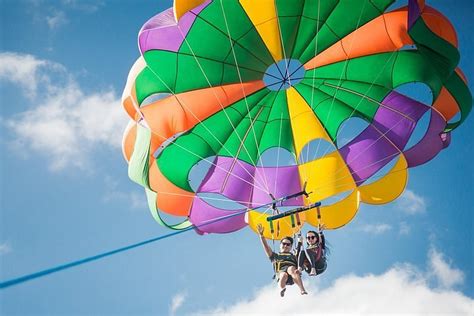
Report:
128,124,192,230
133,0,471,194
145,188,192,230
194,0,274,67
407,14,472,131
295,83,357,141
275,0,305,58
444,71,473,131
128,124,152,188
298,0,394,63
258,91,295,154
157,89,271,191
291,0,338,59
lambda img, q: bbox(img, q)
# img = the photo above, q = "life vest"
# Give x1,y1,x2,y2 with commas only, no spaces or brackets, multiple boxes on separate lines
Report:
272,252,297,273
307,243,324,262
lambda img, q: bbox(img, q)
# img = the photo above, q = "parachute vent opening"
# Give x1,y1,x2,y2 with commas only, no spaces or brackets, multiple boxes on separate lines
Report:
257,148,296,167
404,109,431,151
319,190,354,206
447,111,461,125
336,117,370,149
188,156,216,191
363,155,399,185
197,192,248,210
263,59,305,91
395,83,433,106
298,139,336,164
399,44,417,51
140,93,172,107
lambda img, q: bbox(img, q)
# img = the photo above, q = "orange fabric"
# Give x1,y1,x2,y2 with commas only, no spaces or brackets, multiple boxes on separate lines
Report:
417,0,426,10
305,10,412,70
123,81,265,216
141,81,265,154
422,6,458,47
122,57,147,120
433,87,460,121
149,160,195,216
122,123,137,161
122,87,139,120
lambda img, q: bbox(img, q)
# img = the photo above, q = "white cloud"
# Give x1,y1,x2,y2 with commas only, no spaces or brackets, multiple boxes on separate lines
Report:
0,52,65,98
46,10,68,30
61,0,105,13
399,221,411,235
196,249,471,316
1,52,128,171
358,223,392,234
396,190,427,215
0,242,12,255
170,291,187,316
102,176,147,210
428,247,464,289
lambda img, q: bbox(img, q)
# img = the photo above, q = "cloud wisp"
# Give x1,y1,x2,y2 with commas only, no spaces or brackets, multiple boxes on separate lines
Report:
396,189,427,215
196,248,471,316
358,223,392,235
102,176,147,210
428,247,465,289
398,221,411,235
46,10,68,30
0,242,12,255
1,52,128,171
170,291,187,316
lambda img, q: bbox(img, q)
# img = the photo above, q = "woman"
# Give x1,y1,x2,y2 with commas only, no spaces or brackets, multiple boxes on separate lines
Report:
298,228,327,276
257,224,308,297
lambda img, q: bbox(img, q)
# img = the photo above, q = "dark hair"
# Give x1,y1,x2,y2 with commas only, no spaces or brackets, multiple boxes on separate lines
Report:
281,236,293,245
306,230,321,246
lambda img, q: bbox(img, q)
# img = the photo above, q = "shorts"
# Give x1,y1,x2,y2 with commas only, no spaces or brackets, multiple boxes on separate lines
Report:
276,265,295,285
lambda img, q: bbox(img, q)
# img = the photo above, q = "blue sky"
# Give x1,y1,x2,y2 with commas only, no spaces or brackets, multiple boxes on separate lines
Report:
1,0,473,315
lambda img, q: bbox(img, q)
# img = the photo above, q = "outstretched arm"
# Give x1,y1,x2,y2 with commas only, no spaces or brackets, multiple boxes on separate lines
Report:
319,224,326,249
257,224,273,258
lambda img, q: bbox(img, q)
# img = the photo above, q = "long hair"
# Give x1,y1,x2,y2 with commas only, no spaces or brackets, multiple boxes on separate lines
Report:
305,230,331,258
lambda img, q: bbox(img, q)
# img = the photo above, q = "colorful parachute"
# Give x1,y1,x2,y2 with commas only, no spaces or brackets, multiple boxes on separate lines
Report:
122,0,471,239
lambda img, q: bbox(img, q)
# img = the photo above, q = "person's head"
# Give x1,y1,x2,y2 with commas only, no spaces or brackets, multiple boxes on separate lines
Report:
306,230,319,245
280,236,293,252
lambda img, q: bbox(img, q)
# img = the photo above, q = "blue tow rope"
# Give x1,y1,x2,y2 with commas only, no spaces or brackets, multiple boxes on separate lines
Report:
0,209,247,290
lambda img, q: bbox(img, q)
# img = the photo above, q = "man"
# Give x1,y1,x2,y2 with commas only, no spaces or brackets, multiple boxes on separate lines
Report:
257,224,308,297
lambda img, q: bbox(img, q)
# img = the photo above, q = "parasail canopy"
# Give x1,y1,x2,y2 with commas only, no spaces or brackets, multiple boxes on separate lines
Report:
122,0,472,239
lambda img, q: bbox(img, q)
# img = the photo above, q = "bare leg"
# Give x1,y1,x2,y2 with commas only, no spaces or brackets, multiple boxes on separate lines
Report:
278,272,288,297
288,266,307,295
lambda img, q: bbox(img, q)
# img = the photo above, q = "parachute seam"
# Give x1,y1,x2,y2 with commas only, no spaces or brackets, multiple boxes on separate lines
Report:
190,7,273,68
177,26,269,190
220,0,273,193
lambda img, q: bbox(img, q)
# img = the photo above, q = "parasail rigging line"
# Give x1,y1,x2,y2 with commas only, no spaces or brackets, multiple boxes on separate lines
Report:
304,0,369,183
177,25,272,194
142,53,270,194
220,0,274,194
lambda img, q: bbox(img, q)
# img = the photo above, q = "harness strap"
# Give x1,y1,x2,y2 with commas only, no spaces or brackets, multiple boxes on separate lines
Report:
295,212,301,226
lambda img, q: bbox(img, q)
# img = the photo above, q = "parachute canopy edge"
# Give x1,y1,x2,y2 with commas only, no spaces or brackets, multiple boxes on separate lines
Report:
173,0,208,21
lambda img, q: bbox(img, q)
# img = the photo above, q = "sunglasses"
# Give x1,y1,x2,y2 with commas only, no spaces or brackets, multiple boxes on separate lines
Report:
281,242,291,246
306,236,317,240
